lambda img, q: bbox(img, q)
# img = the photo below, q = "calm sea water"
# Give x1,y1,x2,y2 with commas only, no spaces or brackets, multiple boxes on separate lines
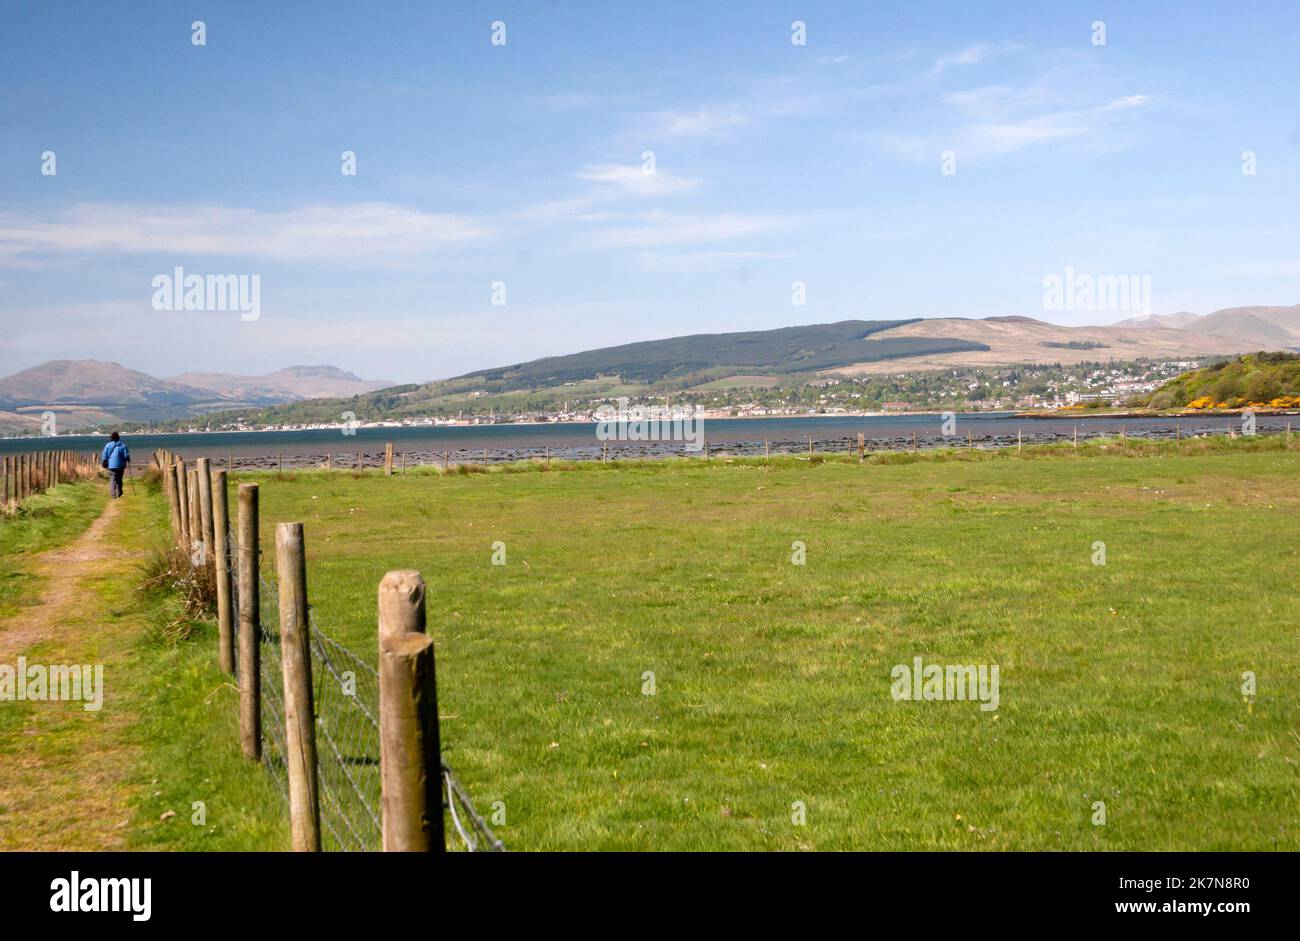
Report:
1,412,1286,468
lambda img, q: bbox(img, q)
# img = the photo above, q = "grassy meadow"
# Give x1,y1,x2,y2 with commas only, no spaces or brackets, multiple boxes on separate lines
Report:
225,436,1300,851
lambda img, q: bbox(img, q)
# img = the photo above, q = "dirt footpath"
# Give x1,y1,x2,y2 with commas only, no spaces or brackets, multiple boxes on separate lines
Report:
0,495,144,850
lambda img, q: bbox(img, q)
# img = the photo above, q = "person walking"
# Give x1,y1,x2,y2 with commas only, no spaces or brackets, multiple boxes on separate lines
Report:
101,431,130,499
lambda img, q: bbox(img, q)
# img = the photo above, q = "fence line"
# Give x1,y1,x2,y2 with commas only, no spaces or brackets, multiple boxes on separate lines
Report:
1,448,100,511
159,450,503,852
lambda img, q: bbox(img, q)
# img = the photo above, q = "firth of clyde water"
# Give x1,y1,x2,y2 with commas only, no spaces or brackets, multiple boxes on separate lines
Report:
1,412,1284,470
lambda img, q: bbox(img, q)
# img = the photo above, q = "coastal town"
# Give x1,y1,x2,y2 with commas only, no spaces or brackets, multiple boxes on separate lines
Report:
164,357,1205,433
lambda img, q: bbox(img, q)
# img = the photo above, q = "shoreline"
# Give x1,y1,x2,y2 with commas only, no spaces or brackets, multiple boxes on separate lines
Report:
128,424,1291,473
7,407,1297,442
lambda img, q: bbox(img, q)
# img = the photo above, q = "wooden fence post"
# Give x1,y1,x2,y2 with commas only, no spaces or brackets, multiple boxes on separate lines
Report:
857,432,865,463
378,570,443,852
237,484,261,761
187,470,201,564
174,462,190,554
212,469,235,674
385,442,394,477
276,522,321,852
197,458,216,568
164,459,182,549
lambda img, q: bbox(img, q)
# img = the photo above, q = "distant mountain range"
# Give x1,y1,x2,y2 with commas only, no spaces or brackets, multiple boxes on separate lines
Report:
3,303,1297,433
0,361,393,433
1112,304,1300,350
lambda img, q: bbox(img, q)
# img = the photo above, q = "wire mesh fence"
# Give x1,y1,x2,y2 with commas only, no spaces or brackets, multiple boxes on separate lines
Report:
160,456,506,853
241,557,501,852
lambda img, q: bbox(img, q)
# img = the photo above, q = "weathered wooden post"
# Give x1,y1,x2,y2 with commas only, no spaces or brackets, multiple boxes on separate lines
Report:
326,453,331,473
968,429,973,450
378,570,443,852
857,432,865,462
764,438,769,458
164,459,182,549
174,461,190,554
187,469,201,564
276,522,321,852
385,442,394,477
1073,426,1078,452
212,469,235,674
237,484,261,761
278,453,283,478
197,457,216,567
1017,429,1022,455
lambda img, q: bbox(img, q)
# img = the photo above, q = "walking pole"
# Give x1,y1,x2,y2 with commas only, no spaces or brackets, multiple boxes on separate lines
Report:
126,461,136,493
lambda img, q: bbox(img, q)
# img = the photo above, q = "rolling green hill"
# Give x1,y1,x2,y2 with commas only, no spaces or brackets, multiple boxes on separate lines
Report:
134,319,990,428
464,319,986,386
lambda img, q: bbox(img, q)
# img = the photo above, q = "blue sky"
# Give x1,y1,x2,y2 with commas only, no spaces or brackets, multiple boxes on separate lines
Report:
1,0,1298,383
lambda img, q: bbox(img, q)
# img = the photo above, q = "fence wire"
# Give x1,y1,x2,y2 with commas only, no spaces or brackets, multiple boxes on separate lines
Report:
239,560,501,852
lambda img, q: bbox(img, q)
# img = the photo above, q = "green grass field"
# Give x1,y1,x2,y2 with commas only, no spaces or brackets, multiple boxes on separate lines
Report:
229,437,1299,851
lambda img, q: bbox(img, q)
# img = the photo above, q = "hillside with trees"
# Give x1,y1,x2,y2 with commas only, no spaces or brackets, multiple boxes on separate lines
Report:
1141,352,1300,409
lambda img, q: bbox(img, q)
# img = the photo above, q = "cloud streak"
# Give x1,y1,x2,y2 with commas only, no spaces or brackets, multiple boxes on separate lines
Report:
0,203,490,267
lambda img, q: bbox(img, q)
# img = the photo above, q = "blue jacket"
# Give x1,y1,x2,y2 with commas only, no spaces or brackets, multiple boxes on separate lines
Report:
102,440,130,470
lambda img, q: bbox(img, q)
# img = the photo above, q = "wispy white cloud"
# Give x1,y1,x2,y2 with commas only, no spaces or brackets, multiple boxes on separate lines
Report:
879,73,1151,161
931,41,1022,75
575,163,701,197
591,211,788,249
630,104,755,139
1101,94,1149,111
0,203,490,267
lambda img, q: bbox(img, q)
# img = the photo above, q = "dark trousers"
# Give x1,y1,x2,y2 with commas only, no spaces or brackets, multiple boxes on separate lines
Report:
109,467,124,498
